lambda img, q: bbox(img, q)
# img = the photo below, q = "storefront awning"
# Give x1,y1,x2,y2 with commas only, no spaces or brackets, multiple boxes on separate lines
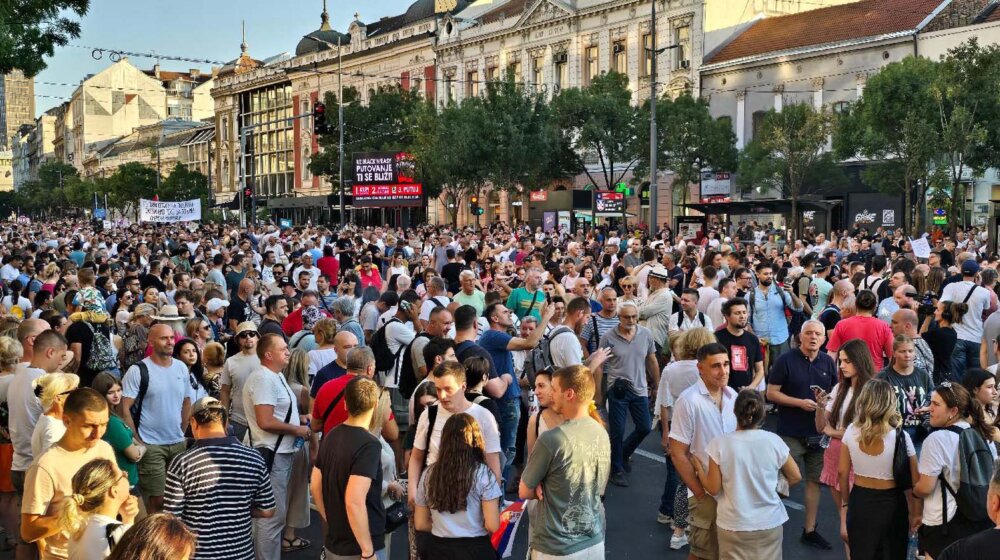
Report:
683,199,841,214
573,211,638,220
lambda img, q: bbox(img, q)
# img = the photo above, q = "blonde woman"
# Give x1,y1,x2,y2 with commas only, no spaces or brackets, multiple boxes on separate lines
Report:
59,458,138,559
280,349,313,553
839,379,918,560
31,373,80,458
370,383,404,558
201,342,226,399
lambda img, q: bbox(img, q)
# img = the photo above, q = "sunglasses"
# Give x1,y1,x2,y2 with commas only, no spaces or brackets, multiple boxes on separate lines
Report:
238,332,259,339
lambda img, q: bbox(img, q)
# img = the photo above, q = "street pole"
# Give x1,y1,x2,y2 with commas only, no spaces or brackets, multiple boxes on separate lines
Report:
239,127,247,228
649,0,659,237
338,36,346,224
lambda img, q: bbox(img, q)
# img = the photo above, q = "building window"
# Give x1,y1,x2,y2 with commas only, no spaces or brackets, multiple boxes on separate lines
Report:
532,56,544,90
507,61,522,83
641,33,652,76
554,53,568,91
832,101,850,114
612,41,627,74
413,78,423,97
445,76,455,103
674,25,691,70
585,46,599,85
751,110,767,140
467,71,479,97
487,66,499,81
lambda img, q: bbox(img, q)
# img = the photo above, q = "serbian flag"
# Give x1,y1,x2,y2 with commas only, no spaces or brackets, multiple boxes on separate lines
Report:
491,500,525,558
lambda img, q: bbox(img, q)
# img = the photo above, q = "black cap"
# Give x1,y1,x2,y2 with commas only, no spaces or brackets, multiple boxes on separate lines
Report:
815,257,831,271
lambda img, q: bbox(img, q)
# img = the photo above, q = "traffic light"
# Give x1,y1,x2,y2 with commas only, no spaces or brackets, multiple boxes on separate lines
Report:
469,195,480,215
243,186,254,202
313,102,328,135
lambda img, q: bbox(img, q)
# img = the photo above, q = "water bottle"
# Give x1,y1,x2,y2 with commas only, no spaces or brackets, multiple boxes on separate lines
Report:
906,532,919,560
293,436,305,451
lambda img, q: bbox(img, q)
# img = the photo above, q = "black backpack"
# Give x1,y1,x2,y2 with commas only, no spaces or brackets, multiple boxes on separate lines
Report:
128,362,150,434
398,332,431,399
673,310,707,328
939,425,995,526
371,318,405,382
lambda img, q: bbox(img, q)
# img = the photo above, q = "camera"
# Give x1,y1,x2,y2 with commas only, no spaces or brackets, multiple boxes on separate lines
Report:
918,291,937,315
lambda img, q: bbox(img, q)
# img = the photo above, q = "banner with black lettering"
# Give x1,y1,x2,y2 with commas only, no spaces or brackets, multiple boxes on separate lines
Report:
139,199,201,223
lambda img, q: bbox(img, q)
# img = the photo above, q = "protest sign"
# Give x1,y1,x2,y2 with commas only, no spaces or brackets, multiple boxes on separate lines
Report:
910,236,932,259
139,199,201,223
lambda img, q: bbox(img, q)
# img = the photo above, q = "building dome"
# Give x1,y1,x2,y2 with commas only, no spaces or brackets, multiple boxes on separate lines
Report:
404,0,471,23
296,2,348,56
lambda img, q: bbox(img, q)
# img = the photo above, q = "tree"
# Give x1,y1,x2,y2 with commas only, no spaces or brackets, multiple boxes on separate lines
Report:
834,56,941,234
739,103,844,238
160,163,210,205
550,71,641,190
0,1,90,75
933,39,1000,233
17,161,80,216
636,92,738,208
411,98,491,226
104,162,158,217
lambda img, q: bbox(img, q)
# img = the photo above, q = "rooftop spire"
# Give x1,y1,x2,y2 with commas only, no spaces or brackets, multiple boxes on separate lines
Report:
240,20,248,54
320,0,332,31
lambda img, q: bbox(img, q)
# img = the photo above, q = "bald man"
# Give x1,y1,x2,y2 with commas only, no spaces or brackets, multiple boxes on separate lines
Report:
310,331,359,398
877,284,917,324
891,308,934,374
227,278,256,332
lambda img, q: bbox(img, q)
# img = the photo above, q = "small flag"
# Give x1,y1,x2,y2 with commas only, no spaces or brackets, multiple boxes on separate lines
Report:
491,500,526,558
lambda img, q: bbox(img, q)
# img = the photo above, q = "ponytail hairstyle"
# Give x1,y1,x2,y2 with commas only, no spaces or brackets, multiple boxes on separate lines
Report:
938,300,969,326
935,382,994,441
33,372,80,410
58,458,118,540
831,339,877,428
889,334,914,369
734,389,766,430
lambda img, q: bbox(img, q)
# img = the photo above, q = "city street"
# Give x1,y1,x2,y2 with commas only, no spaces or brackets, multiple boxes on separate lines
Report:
290,416,848,559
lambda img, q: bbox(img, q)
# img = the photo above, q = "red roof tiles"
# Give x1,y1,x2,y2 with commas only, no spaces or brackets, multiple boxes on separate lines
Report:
707,0,945,65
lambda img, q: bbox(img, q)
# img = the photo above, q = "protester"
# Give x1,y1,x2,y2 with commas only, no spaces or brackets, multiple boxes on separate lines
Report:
218,321,260,442
921,300,967,383
877,334,935,450
104,513,197,560
940,260,992,377
91,373,144,490
936,462,1000,559
58,458,138,560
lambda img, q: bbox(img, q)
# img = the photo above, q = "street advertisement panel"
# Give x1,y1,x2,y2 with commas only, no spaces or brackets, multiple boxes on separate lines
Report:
351,152,416,185
676,216,707,240
139,199,201,223
595,191,625,213
700,172,732,199
558,211,571,233
530,190,548,202
847,192,902,230
352,184,424,207
543,211,557,232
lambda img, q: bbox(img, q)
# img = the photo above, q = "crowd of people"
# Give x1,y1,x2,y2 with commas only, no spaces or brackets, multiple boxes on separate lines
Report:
0,216,997,560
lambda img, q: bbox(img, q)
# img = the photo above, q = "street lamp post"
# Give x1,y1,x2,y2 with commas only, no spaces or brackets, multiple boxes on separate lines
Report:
648,0,680,239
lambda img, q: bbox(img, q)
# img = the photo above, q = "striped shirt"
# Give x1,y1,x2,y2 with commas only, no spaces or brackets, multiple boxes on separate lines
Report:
164,436,276,560
579,313,620,353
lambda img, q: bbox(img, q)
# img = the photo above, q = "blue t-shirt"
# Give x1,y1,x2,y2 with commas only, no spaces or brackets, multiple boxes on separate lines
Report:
479,329,519,400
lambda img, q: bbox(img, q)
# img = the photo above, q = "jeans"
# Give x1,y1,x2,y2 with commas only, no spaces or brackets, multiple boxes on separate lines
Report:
660,451,679,517
253,452,293,560
607,389,651,475
499,397,521,484
950,339,981,382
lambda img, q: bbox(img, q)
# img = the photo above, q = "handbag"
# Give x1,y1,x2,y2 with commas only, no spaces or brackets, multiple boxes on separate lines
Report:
891,427,913,490
256,383,295,473
384,501,408,533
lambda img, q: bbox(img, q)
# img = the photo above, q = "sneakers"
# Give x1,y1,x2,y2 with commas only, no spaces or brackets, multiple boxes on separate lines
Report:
623,458,633,473
656,512,673,525
801,529,832,550
669,533,689,550
609,472,629,487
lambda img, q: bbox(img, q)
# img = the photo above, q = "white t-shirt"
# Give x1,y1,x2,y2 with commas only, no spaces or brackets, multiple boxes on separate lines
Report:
360,302,380,333
419,296,450,323
68,514,131,560
31,414,66,459
656,360,700,412
707,430,791,531
549,327,583,369
122,358,192,445
415,463,502,538
918,421,998,526
7,364,45,471
696,287,720,314
383,320,416,389
825,383,854,429
413,402,501,466
220,352,261,425
307,348,338,382
243,367,300,454
291,265,319,291
1,295,32,319
940,280,992,342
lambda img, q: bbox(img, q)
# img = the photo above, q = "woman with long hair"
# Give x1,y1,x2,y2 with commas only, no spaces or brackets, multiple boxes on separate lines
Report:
91,373,144,490
105,513,197,560
31,373,80,457
172,338,210,402
280,349,313,553
60,458,138,559
960,368,998,426
200,342,225,399
921,301,967,383
414,413,502,559
839,379,918,560
695,390,802,559
183,318,212,350
816,338,877,556
879,334,935,449
913,382,998,558
370,381,404,559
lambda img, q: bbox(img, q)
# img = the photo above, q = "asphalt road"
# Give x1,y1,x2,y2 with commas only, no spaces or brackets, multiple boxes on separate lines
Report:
289,415,849,559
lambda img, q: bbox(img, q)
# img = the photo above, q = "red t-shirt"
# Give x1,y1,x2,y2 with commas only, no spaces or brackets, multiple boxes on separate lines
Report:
358,267,382,291
827,315,894,370
317,256,340,285
312,374,393,433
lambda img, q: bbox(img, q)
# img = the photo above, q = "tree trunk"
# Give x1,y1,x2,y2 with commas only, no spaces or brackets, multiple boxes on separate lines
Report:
790,195,799,241
950,179,962,236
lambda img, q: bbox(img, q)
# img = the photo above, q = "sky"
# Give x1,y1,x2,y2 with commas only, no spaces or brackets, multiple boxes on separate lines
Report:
34,0,413,117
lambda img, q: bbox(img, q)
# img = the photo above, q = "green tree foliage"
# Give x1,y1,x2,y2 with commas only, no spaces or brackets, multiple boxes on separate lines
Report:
739,103,844,238
16,162,92,216
834,56,941,234
0,0,89,75
636,93,737,207
550,71,641,190
104,162,158,216
160,163,210,205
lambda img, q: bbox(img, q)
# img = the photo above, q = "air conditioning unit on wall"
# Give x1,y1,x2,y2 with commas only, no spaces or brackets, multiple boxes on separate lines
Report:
554,53,567,64
680,60,690,69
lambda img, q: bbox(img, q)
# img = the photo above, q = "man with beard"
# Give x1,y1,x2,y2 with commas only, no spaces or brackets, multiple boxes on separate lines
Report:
749,262,803,367
715,298,764,391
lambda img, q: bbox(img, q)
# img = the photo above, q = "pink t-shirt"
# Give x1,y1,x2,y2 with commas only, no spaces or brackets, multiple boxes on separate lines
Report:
827,315,894,369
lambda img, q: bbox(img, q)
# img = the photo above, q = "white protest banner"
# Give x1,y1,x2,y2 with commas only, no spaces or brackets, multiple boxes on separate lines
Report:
910,236,932,259
139,199,201,223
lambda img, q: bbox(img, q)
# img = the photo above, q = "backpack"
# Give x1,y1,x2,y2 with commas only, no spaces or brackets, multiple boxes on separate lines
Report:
372,318,405,383
939,425,995,525
128,362,150,434
83,322,118,372
523,326,574,382
673,310,707,329
398,332,431,399
748,287,791,330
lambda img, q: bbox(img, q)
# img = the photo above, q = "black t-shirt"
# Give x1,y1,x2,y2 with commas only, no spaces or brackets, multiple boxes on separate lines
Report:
258,318,286,341
714,328,763,390
938,528,1000,560
442,262,467,294
317,424,385,556
455,340,498,381
818,305,841,351
226,297,249,326
66,321,112,387
336,238,355,271
922,326,958,377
